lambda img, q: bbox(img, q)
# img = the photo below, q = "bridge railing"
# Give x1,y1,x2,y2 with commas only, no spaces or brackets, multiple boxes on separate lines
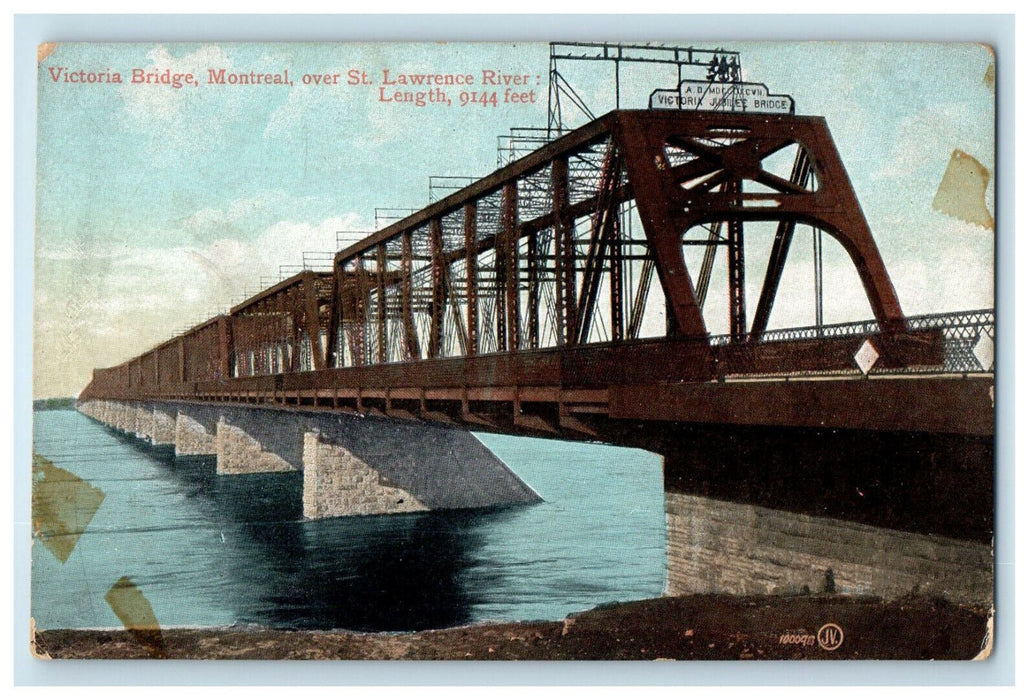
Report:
712,309,994,377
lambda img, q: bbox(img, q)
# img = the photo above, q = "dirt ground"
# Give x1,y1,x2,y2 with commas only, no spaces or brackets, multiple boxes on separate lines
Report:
32,593,993,661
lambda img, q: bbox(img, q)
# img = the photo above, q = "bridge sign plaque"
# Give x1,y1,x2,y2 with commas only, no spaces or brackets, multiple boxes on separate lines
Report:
649,80,795,114
27,35,997,669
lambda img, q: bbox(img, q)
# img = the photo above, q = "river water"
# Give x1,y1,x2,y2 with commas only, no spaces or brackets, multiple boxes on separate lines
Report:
30,409,665,632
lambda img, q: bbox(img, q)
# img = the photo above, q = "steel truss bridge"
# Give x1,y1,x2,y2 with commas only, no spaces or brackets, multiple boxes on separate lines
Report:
80,109,994,441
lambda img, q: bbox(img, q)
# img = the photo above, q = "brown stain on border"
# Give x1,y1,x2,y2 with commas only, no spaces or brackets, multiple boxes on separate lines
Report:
29,618,52,660
31,453,105,564
104,577,167,658
932,149,994,229
37,43,57,64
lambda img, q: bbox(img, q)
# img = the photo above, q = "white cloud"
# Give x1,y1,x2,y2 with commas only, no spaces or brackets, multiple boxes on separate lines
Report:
263,84,319,140
178,192,299,242
116,44,244,168
34,212,366,397
120,44,233,125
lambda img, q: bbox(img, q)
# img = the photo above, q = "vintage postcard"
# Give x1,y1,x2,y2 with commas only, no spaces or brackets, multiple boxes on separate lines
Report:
31,40,995,660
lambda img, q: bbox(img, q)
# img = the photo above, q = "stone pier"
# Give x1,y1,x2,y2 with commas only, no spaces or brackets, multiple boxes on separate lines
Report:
302,432,428,518
174,411,218,456
300,413,540,520
216,418,296,474
78,400,540,519
150,407,176,447
131,403,152,441
116,403,133,435
75,398,993,607
209,406,307,475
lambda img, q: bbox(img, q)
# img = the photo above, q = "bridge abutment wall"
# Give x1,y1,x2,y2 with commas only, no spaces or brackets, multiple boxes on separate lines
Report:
652,423,994,606
102,401,124,432
664,492,993,606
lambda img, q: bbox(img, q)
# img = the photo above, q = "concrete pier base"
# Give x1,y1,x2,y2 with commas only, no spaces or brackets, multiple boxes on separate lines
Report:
664,491,993,606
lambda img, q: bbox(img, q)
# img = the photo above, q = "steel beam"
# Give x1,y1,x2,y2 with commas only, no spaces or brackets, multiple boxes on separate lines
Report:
464,203,479,355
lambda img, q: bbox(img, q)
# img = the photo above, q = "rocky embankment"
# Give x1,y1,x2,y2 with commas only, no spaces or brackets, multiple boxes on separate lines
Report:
32,593,992,661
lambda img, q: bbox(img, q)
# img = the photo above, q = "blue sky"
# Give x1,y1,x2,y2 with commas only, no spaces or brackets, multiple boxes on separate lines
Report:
34,41,995,397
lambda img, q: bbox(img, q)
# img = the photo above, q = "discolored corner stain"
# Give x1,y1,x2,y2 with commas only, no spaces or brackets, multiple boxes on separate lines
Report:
984,63,995,91
973,610,995,661
31,453,105,564
29,617,52,660
105,577,168,658
932,149,994,230
37,43,57,64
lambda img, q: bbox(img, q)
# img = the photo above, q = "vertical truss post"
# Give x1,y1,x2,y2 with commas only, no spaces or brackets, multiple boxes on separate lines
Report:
429,218,445,359
696,219,724,307
288,287,301,372
464,203,479,355
527,230,540,349
503,182,520,352
354,259,370,366
627,257,655,340
217,315,232,381
178,337,186,384
268,299,277,373
400,230,420,360
552,157,576,345
303,272,325,370
813,226,824,329
609,200,624,341
494,215,507,352
375,244,388,364
326,264,342,369
727,182,747,342
576,140,621,345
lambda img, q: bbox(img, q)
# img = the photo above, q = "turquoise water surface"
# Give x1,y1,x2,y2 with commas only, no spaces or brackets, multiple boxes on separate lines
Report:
31,409,665,632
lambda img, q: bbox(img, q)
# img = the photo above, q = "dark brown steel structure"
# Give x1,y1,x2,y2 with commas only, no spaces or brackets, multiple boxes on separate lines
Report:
80,110,994,440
